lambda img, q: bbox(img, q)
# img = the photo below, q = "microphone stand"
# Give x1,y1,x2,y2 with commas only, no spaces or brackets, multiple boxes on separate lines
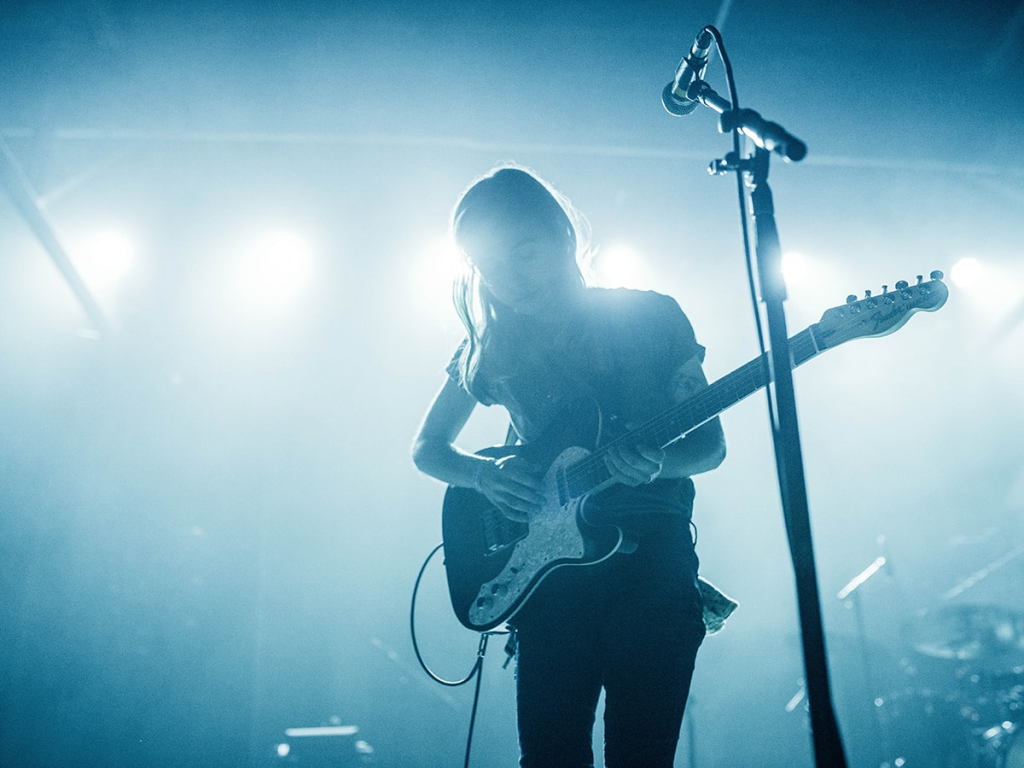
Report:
689,79,848,767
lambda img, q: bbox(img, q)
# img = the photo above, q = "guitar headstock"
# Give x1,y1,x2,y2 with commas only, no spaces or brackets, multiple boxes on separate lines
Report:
812,271,948,350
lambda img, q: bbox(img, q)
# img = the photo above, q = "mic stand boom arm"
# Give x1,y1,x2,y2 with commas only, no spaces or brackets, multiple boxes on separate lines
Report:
692,81,848,766
689,80,807,163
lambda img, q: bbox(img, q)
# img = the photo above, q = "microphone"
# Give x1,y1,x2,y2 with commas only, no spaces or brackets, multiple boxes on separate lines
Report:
662,28,715,116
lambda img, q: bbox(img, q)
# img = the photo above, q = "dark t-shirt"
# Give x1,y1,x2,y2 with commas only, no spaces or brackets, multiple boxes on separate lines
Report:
448,287,705,518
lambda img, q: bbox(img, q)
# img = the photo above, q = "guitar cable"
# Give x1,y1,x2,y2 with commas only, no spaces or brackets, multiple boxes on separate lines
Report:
410,542,510,768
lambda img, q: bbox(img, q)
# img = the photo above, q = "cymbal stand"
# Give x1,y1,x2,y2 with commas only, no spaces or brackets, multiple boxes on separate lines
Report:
838,556,888,767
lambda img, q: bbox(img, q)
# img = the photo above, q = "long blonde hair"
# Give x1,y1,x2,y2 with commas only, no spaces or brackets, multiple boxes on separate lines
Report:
449,165,589,399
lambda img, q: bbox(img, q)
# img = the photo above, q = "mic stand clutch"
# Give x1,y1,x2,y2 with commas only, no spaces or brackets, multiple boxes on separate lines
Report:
667,30,847,767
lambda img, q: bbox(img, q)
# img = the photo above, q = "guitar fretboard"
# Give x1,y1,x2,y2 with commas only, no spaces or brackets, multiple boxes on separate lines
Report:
561,326,822,499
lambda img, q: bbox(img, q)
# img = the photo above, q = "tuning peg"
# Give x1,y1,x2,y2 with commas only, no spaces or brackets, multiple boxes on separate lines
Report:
881,285,888,294
895,280,909,290
916,275,924,285
864,289,872,298
846,294,858,305
930,270,944,280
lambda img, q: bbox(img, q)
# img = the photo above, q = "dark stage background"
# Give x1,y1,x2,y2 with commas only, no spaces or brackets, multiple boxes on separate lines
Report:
1,1,1022,766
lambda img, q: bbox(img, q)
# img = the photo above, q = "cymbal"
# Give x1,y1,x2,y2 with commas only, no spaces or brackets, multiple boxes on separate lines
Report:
908,604,1024,662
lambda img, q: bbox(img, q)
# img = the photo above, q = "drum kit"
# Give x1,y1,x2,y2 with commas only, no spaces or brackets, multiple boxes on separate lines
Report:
875,603,1024,768
828,544,1024,768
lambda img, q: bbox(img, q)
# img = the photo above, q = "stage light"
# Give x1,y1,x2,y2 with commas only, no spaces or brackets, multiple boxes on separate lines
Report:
949,255,1022,313
237,230,313,307
950,256,982,289
781,251,810,289
73,228,135,294
775,250,849,329
591,245,651,290
428,235,465,293
406,234,465,320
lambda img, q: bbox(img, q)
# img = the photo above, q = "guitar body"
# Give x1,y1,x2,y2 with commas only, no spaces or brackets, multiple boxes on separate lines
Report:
442,400,629,631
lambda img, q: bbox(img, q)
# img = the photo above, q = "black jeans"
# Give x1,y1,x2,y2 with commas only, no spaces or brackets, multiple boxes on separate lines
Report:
511,515,705,768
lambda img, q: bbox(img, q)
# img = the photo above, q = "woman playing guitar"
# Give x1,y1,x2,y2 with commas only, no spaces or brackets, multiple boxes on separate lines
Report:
412,165,726,768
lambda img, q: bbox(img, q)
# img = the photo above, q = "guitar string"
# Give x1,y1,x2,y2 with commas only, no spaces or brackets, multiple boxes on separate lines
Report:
561,356,769,494
562,328,819,498
561,361,767,495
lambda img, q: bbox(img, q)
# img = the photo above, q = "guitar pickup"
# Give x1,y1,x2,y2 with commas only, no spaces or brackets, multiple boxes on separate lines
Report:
482,508,528,555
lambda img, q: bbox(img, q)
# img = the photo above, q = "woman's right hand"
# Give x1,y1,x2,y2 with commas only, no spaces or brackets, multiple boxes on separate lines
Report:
475,455,545,522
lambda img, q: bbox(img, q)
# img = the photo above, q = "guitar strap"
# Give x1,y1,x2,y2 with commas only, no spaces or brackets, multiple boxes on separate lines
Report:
503,422,518,447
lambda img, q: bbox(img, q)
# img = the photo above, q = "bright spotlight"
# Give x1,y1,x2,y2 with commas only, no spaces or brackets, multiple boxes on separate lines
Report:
781,251,810,289
592,245,651,290
425,235,465,295
238,230,313,307
950,256,982,289
406,234,466,320
74,229,135,293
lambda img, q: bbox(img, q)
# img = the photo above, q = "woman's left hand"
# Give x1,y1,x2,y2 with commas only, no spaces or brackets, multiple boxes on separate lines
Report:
603,441,666,486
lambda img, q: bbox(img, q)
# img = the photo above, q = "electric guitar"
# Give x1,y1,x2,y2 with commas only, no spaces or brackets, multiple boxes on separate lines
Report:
442,273,949,631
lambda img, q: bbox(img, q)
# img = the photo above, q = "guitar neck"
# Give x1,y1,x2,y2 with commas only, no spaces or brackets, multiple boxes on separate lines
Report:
647,325,821,449
565,325,823,498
